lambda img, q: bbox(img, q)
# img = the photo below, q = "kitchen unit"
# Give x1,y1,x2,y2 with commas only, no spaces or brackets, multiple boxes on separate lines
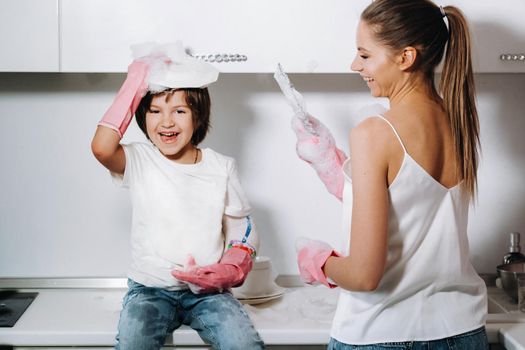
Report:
0,0,59,72
0,0,524,73
1,280,525,349
58,0,525,73
1,0,525,349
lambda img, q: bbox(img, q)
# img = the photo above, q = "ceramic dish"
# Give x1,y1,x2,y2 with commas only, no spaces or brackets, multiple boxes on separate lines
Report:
233,285,286,305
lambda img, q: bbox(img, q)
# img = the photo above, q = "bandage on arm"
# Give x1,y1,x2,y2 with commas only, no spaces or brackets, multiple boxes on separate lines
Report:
292,115,347,201
224,215,259,258
98,60,149,138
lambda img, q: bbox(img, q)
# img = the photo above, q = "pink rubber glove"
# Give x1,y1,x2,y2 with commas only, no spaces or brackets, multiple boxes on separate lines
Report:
296,237,342,288
171,248,253,294
292,114,347,201
98,60,149,138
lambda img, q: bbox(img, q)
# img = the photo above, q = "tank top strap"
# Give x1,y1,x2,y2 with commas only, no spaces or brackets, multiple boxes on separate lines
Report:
375,115,407,154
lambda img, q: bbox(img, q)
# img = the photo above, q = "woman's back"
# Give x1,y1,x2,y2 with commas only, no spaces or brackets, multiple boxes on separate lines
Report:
384,96,460,190
332,105,487,343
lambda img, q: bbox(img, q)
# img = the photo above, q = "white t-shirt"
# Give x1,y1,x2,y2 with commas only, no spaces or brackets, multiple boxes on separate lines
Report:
111,142,253,289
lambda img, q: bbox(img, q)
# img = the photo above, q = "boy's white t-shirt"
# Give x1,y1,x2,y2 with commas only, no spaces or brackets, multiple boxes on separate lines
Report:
111,142,252,289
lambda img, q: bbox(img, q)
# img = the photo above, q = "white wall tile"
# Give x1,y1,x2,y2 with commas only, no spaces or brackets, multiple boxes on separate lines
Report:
0,73,523,277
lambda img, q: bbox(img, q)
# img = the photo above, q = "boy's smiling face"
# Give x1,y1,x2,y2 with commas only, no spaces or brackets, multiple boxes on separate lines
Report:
146,90,196,163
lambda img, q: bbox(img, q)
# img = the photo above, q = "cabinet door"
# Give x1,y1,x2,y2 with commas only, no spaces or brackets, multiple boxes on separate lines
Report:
59,0,368,73
441,0,525,73
60,0,524,73
0,0,59,72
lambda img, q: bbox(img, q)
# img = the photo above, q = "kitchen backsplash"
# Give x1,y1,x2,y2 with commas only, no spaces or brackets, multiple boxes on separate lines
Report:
0,72,524,277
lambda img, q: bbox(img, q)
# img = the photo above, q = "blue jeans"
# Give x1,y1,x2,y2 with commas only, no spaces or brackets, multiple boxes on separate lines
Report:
116,279,265,350
328,326,489,350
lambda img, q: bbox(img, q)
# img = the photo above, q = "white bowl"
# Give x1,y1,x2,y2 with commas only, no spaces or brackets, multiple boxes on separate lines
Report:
233,256,276,298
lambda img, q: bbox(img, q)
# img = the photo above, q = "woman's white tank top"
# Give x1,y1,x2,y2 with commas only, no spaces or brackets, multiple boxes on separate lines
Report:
331,115,487,344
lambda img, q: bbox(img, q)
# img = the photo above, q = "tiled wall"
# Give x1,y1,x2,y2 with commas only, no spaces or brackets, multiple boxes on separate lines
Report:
0,73,524,277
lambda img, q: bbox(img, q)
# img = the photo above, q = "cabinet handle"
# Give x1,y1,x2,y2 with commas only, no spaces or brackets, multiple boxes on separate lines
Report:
499,53,525,61
191,53,248,63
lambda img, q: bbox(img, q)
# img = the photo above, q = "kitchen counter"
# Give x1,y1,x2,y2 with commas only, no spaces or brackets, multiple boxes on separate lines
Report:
0,284,334,348
1,284,524,349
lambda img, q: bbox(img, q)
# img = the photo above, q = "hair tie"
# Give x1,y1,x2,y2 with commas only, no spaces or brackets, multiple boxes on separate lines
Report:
440,6,446,18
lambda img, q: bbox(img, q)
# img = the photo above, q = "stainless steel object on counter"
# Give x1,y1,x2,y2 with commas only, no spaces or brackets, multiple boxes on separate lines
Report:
502,232,525,265
497,262,525,301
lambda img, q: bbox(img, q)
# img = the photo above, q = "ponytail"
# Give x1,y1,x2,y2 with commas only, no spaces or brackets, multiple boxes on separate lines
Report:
439,6,480,199
361,0,480,198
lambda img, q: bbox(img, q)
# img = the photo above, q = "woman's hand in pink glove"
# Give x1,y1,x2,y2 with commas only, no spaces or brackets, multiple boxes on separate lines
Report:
171,248,253,294
291,114,347,201
296,237,341,288
292,115,333,163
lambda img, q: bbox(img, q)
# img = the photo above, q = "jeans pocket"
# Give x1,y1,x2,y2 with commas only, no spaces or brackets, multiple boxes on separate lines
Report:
374,344,410,349
448,327,489,350
122,279,144,308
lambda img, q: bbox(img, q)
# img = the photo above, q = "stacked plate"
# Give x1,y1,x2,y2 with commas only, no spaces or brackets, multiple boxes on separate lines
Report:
232,256,286,305
233,284,286,305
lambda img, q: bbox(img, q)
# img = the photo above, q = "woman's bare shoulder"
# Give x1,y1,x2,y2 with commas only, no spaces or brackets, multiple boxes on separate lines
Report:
349,114,399,159
351,114,395,141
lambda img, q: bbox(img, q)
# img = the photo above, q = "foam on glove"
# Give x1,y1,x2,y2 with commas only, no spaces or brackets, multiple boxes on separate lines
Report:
296,237,341,288
292,115,347,200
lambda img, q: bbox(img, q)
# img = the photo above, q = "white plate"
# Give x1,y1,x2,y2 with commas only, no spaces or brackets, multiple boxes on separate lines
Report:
233,286,286,305
237,292,284,305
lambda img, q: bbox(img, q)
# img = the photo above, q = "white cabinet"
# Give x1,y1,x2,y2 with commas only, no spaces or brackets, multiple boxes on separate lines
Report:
1,0,522,73
442,0,525,73
59,0,367,73
0,0,59,72
59,0,525,73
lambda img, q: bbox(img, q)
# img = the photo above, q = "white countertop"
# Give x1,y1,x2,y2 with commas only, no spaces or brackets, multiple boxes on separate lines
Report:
0,285,337,347
1,285,524,348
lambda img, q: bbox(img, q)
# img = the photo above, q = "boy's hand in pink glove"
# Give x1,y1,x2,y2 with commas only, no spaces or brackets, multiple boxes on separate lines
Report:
171,248,253,294
97,60,150,138
292,114,347,201
296,237,341,288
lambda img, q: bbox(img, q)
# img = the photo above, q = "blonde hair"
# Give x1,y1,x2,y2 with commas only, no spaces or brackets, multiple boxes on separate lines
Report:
361,0,480,198
439,5,480,198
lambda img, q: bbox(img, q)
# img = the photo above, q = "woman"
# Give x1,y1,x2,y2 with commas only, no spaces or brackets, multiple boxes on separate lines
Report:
295,0,488,348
